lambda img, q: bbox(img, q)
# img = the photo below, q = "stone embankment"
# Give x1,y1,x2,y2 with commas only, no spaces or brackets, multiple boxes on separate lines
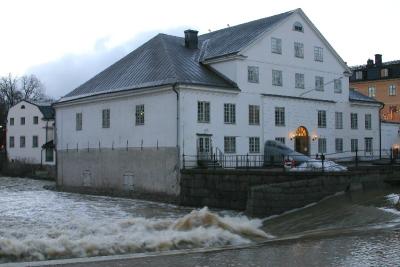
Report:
181,166,399,217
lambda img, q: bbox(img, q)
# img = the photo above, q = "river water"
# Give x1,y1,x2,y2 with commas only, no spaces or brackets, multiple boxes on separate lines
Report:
1,177,400,266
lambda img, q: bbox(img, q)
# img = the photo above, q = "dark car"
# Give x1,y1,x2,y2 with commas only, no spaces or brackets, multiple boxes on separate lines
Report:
264,140,310,167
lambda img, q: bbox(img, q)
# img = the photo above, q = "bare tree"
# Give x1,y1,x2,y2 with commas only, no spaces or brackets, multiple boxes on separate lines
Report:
20,74,45,101
0,73,21,109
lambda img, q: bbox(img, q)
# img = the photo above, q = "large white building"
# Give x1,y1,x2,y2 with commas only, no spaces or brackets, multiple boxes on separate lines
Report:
54,9,381,197
7,100,55,165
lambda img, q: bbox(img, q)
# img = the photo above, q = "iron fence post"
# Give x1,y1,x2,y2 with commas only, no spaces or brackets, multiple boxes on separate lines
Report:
321,153,325,172
183,153,185,169
355,148,358,168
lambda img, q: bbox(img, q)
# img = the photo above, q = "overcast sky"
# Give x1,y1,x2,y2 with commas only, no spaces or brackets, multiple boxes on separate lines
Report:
1,0,398,98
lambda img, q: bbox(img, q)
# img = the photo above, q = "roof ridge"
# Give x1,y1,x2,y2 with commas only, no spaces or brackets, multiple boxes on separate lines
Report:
199,9,296,39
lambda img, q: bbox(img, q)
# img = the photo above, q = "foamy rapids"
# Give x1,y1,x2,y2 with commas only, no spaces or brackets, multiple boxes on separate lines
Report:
0,207,272,262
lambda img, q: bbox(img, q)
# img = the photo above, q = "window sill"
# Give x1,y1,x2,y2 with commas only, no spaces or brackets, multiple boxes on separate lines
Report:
275,124,286,127
197,121,210,124
249,123,260,126
224,122,236,125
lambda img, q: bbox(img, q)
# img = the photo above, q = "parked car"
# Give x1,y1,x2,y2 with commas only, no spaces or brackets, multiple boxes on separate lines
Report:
264,140,310,167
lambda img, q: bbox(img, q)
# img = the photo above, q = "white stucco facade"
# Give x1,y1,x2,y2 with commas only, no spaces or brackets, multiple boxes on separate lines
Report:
179,12,381,159
7,101,55,165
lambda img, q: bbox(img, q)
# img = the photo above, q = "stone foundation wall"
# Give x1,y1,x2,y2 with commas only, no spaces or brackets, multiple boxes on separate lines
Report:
57,147,180,197
181,167,399,216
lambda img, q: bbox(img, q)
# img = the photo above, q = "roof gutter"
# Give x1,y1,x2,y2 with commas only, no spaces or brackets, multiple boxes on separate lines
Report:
379,102,385,159
172,83,181,166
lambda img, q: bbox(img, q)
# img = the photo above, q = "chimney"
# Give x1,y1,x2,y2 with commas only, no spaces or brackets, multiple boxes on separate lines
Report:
375,54,382,65
184,29,198,49
367,59,374,66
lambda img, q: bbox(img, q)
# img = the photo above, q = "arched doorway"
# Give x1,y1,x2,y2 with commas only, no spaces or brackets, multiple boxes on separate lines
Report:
294,126,310,156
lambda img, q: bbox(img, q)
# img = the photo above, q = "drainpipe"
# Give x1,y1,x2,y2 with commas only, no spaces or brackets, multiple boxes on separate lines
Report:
172,83,180,165
379,102,385,159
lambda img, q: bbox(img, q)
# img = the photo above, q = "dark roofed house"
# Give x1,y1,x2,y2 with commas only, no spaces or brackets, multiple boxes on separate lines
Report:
7,100,55,166
350,54,400,122
54,9,381,200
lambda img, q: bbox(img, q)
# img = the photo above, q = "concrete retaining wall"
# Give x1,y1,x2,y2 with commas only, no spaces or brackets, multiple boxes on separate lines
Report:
57,147,180,199
180,169,310,210
181,167,398,216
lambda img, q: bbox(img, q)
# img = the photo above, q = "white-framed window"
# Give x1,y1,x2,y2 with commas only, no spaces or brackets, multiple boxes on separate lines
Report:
293,22,304,32
249,105,260,125
355,71,363,80
76,113,82,131
335,112,343,129
381,68,389,78
334,79,342,93
365,137,373,153
197,101,210,123
272,70,283,86
224,136,236,154
335,138,343,153
351,139,358,153
20,117,25,125
365,114,372,130
318,110,326,128
271,37,282,54
318,138,327,154
9,136,14,148
102,109,110,128
294,42,304,58
32,136,38,148
368,86,376,97
315,76,324,91
248,66,259,83
20,136,25,148
314,46,323,62
275,137,285,144
224,103,236,124
389,84,397,96
249,137,260,153
33,116,38,125
295,73,305,89
9,118,14,126
135,104,145,125
351,113,358,129
275,107,285,126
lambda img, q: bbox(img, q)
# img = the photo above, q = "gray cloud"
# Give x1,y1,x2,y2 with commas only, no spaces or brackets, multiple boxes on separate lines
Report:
27,28,186,99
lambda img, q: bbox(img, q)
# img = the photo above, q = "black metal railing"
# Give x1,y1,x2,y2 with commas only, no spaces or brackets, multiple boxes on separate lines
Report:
182,148,400,171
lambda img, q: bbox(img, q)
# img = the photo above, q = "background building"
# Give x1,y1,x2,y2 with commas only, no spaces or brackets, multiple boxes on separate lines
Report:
7,100,55,165
350,54,400,122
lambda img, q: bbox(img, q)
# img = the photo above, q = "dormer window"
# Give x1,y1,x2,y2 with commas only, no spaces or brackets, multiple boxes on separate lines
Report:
381,68,389,78
293,22,304,32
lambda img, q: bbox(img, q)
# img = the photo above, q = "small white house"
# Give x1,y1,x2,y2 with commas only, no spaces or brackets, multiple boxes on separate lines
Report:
7,100,55,165
54,8,381,197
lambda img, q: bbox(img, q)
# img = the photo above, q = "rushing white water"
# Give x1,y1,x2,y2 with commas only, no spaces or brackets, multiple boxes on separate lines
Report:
0,177,270,263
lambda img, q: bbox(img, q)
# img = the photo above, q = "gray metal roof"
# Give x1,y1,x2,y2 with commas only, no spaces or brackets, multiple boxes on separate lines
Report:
22,100,55,120
63,34,239,100
198,10,295,61
60,10,296,102
349,89,381,104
